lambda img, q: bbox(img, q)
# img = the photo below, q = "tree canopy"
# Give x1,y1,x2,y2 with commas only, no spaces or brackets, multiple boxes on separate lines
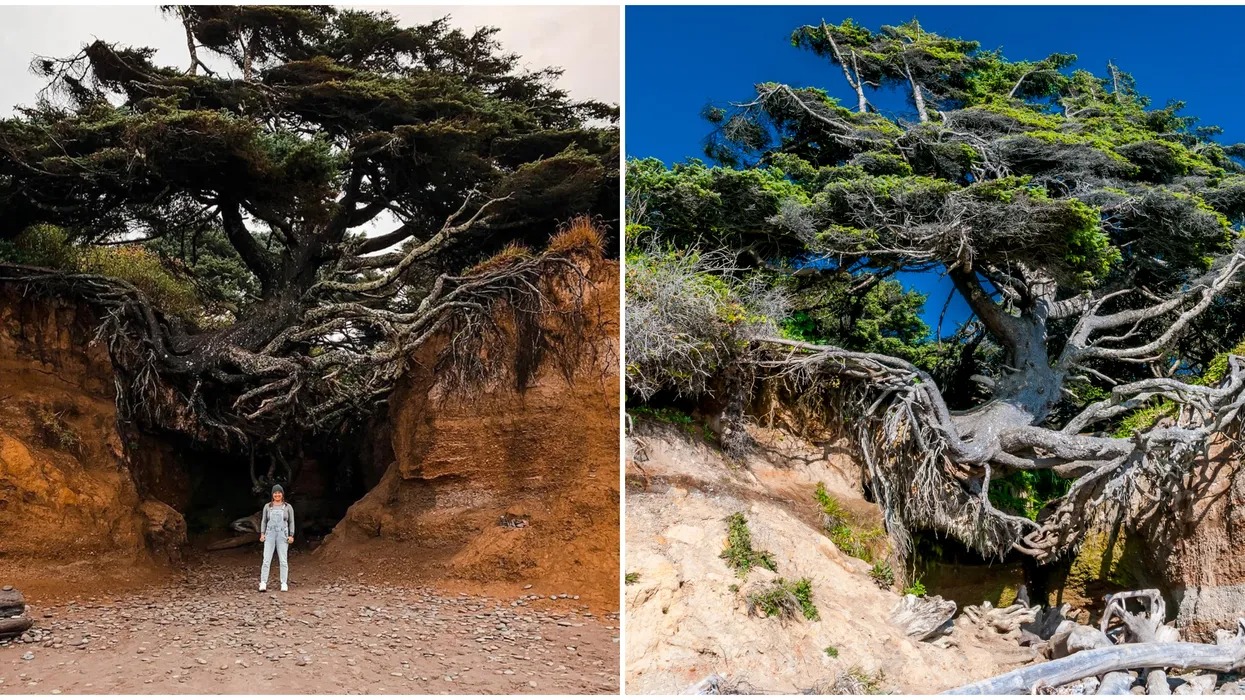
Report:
0,6,617,475
626,18,1245,562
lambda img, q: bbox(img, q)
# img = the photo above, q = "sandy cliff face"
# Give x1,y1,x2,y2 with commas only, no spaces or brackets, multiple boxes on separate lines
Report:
624,423,1028,694
323,262,620,608
0,286,186,580
1137,438,1245,640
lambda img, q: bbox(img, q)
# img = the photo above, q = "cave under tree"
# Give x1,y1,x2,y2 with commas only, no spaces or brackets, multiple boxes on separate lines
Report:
0,6,617,497
626,19,1245,565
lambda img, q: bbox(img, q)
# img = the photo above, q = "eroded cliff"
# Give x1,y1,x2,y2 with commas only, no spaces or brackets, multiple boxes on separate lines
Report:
321,261,621,608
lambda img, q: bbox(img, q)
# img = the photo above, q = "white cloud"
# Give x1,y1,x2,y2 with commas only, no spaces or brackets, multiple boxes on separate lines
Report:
0,5,619,116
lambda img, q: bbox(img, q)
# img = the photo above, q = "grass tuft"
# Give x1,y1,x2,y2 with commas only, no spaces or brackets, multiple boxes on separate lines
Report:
720,512,777,576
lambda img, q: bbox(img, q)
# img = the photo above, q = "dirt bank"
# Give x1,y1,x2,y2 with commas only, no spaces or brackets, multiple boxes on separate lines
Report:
624,422,1029,694
322,261,620,612
0,285,184,584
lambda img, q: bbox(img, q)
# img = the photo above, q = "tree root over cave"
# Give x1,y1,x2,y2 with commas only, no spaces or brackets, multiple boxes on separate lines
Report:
748,247,1245,562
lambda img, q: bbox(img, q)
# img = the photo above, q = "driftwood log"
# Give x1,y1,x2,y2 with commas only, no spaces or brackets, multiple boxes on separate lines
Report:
944,642,1245,695
205,533,260,551
683,674,727,695
892,594,957,641
964,601,1040,633
1097,670,1136,695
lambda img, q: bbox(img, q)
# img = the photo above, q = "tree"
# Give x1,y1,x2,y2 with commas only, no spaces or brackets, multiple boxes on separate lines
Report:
627,19,1245,563
0,6,617,477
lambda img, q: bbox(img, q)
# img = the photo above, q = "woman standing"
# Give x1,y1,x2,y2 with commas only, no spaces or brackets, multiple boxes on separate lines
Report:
259,484,295,592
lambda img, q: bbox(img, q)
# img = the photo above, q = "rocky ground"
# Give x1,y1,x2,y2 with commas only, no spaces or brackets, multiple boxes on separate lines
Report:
0,551,619,694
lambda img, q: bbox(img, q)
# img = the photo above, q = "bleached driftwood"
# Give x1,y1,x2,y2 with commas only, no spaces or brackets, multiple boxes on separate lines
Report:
1101,590,1178,644
684,674,727,695
944,642,1245,695
1146,669,1170,695
964,600,1040,634
892,593,957,641
1096,670,1135,694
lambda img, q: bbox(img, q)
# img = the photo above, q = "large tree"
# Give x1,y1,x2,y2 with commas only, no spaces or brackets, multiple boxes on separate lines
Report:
0,6,616,472
627,19,1245,562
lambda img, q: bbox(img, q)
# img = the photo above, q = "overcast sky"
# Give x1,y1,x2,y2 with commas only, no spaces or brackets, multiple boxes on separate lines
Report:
0,5,620,115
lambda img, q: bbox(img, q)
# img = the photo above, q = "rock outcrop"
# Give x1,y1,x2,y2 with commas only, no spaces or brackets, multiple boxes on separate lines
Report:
322,261,620,607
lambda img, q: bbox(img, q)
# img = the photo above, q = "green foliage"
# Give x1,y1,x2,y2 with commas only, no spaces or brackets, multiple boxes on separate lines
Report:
625,245,785,400
1,225,202,318
824,645,840,658
625,572,640,585
626,157,810,258
34,407,80,454
814,483,888,563
1111,399,1177,438
745,577,819,621
720,512,778,577
1198,338,1245,387
868,562,895,589
903,579,927,597
987,470,1070,520
628,404,716,442
836,667,887,695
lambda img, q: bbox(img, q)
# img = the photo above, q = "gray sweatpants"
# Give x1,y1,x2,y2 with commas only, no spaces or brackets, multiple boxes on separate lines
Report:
260,535,289,586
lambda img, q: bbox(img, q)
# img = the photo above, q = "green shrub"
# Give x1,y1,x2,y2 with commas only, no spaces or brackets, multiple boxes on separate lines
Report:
868,562,895,589
745,577,818,621
625,572,640,585
720,512,777,576
629,404,717,442
34,407,79,454
2,225,81,269
903,579,927,597
819,667,886,694
1,225,201,319
824,645,839,658
814,483,888,563
80,246,200,318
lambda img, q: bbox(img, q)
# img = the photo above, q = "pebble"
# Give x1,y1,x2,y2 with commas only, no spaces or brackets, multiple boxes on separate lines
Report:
0,571,616,692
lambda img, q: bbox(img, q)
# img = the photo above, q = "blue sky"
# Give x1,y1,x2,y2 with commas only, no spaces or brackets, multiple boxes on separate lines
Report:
625,5,1245,333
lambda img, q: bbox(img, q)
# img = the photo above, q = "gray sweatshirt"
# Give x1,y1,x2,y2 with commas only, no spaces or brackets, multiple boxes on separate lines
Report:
261,502,295,536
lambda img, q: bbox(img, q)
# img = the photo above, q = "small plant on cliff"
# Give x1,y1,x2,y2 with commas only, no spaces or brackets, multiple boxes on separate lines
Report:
34,407,79,454
745,577,819,621
868,562,895,590
824,645,840,658
625,572,640,585
720,512,778,576
815,483,887,563
814,667,887,695
903,579,927,597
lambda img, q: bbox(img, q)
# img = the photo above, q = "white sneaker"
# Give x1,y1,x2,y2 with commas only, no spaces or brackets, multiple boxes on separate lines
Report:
259,582,266,592
280,584,288,592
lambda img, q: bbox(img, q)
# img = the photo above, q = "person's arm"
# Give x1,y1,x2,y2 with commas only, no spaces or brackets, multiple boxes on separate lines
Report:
287,504,295,538
259,504,269,538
